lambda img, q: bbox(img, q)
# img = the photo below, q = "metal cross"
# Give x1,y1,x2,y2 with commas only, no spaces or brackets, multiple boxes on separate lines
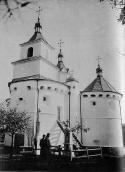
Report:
36,6,42,19
96,56,102,66
58,39,64,50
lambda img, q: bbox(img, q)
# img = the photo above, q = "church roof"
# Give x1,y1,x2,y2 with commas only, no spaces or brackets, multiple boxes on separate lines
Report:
8,74,68,88
20,16,54,49
20,32,54,49
9,74,46,84
81,65,121,95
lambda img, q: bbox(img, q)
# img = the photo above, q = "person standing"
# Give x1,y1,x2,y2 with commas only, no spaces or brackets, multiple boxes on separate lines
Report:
39,134,46,157
34,138,37,150
44,133,51,159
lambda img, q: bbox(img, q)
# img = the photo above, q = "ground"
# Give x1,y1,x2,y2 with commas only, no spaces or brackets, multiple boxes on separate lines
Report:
0,142,125,171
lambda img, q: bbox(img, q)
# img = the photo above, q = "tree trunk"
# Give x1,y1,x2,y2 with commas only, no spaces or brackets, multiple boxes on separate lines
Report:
10,134,14,156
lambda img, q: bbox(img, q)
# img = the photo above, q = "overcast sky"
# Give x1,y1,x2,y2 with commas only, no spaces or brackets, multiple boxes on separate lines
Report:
0,0,125,121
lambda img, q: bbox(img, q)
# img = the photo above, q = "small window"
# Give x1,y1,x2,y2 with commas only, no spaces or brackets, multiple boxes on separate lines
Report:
19,98,23,101
47,87,51,90
14,87,17,91
27,47,33,57
92,101,96,106
91,94,96,97
40,86,44,89
98,94,103,97
93,140,100,144
27,86,31,90
106,94,110,98
43,97,46,101
83,94,88,97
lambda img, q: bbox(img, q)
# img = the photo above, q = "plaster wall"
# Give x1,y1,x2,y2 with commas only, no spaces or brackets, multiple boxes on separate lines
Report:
9,80,69,146
12,60,40,79
81,92,121,118
82,119,123,147
40,60,58,80
58,71,68,83
66,81,80,128
81,92,123,147
20,42,41,59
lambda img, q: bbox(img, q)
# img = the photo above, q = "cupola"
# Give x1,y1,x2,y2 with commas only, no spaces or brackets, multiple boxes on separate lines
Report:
96,64,102,77
57,40,67,72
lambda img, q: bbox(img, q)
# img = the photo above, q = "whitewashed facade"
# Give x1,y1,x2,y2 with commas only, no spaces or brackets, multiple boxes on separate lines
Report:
8,17,123,149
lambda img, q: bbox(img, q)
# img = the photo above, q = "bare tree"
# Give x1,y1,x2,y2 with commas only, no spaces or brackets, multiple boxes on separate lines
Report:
99,0,125,24
0,108,30,149
0,0,35,18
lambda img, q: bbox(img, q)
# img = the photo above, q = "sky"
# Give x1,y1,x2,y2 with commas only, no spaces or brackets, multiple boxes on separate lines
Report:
0,0,125,121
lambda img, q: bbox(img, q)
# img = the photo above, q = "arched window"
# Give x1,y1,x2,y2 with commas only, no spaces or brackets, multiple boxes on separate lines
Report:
27,47,33,57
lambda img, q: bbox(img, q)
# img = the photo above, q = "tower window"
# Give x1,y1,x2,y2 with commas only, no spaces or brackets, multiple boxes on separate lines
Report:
91,94,96,97
98,94,103,97
43,97,46,101
40,86,44,89
27,47,33,57
83,94,88,97
92,101,96,106
19,98,23,101
47,87,51,90
106,94,110,98
14,87,17,91
91,101,96,106
27,86,31,90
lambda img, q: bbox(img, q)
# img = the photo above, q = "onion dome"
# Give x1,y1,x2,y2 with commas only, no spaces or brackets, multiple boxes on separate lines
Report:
34,17,42,33
96,64,102,76
57,41,67,72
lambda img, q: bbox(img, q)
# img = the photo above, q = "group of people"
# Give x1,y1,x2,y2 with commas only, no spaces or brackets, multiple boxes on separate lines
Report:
39,133,51,159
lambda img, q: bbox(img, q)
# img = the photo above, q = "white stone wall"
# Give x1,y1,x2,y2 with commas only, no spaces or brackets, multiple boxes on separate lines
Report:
20,41,41,59
12,59,40,79
66,81,80,128
9,79,69,146
20,41,55,61
58,71,68,83
81,92,123,147
37,80,69,143
40,59,58,80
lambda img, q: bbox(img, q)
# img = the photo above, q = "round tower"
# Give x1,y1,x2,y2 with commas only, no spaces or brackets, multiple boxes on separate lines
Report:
80,64,123,152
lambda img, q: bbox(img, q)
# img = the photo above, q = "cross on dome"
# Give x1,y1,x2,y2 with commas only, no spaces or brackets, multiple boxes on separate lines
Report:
96,56,102,67
58,39,64,53
96,56,103,76
36,6,42,19
34,7,42,33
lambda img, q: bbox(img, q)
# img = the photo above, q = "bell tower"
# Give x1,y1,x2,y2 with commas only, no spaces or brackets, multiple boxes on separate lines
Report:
11,9,60,81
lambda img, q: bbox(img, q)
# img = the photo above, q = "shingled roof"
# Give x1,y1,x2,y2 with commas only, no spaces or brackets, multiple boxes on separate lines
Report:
82,76,118,93
81,65,121,95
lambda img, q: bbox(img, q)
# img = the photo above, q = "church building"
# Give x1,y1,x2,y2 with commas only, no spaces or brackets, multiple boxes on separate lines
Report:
7,15,123,152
